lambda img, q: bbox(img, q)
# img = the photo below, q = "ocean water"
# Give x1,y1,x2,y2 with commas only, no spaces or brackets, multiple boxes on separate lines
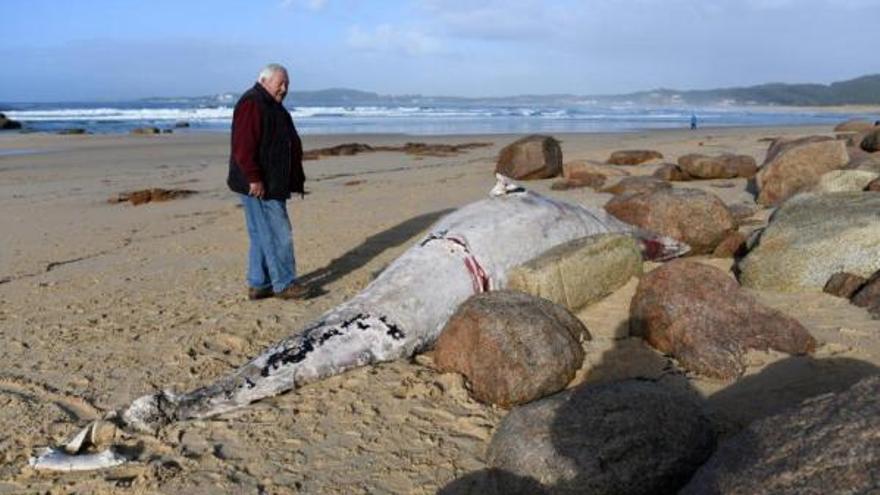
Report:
2,101,878,135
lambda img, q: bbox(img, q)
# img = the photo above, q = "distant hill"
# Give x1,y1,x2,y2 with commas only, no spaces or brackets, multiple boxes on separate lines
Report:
615,74,880,106
135,74,880,108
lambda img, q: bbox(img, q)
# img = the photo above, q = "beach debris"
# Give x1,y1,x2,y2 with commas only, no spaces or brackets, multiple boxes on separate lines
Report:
302,141,492,160
605,188,736,255
600,176,672,196
108,188,197,205
738,191,880,291
0,112,22,130
507,233,642,311
814,169,879,193
606,149,663,165
630,259,816,380
834,119,876,133
130,126,161,135
756,136,849,205
487,380,714,495
851,270,880,318
433,290,588,407
681,375,880,495
823,272,868,299
495,134,563,180
550,174,605,190
860,127,880,152
114,175,687,435
677,153,757,179
653,162,692,181
29,420,126,471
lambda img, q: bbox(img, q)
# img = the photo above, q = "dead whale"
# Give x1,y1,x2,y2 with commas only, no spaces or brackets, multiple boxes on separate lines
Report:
31,176,687,470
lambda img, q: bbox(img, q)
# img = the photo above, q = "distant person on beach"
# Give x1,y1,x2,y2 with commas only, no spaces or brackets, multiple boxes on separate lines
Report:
690,113,698,130
227,63,311,301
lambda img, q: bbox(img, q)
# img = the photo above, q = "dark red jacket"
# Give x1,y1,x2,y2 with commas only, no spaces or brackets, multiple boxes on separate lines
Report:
227,83,305,199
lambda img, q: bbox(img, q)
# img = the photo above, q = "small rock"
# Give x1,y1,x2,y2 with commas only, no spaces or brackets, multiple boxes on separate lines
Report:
130,126,161,135
630,260,816,380
57,128,87,135
0,113,22,130
434,290,588,407
677,153,757,179
495,135,562,180
174,121,191,128
600,176,672,196
562,159,630,179
550,174,605,190
823,272,868,299
653,163,692,181
606,149,663,165
866,178,880,191
487,380,714,495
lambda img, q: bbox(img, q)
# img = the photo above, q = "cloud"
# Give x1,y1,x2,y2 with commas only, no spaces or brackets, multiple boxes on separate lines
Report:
347,24,443,55
280,0,327,11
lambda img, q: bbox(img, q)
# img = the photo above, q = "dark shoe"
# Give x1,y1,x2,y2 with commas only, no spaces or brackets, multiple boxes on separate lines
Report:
275,283,313,300
248,286,273,301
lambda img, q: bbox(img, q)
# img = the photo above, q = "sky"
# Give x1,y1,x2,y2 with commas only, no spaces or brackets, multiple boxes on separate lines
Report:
2,0,879,101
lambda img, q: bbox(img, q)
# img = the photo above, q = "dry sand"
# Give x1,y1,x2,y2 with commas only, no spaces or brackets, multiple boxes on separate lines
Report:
0,126,878,494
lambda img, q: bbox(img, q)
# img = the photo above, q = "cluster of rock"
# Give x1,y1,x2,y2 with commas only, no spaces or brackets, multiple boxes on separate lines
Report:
433,123,880,493
0,112,22,130
108,188,196,205
303,141,492,160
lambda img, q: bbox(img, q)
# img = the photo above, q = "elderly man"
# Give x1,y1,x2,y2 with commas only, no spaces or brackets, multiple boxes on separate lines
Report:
227,63,311,300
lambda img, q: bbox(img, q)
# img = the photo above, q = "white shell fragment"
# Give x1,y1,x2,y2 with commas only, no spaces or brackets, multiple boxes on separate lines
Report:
29,447,127,472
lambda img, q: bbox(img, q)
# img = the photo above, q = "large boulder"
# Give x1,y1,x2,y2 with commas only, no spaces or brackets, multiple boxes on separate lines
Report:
487,380,714,495
814,169,880,193
852,270,880,318
860,127,880,153
507,234,642,311
606,149,663,165
738,192,880,291
681,375,880,495
495,135,563,180
756,136,849,205
677,153,757,179
630,260,815,380
433,290,588,407
604,188,735,255
833,119,876,133
0,113,22,130
600,176,672,196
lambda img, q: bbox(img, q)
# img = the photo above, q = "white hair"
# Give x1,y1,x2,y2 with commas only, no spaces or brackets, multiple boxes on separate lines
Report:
257,63,288,82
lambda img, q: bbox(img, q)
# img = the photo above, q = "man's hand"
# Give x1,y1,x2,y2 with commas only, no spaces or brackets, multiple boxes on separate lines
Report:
248,181,265,199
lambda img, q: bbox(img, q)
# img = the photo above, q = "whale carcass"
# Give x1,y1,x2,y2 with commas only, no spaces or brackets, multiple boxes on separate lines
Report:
32,176,687,470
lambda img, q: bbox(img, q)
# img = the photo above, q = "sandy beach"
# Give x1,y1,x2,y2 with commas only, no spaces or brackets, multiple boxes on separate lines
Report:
1,126,878,494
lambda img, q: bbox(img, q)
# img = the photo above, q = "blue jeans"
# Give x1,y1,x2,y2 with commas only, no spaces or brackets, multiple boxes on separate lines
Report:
239,194,297,293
